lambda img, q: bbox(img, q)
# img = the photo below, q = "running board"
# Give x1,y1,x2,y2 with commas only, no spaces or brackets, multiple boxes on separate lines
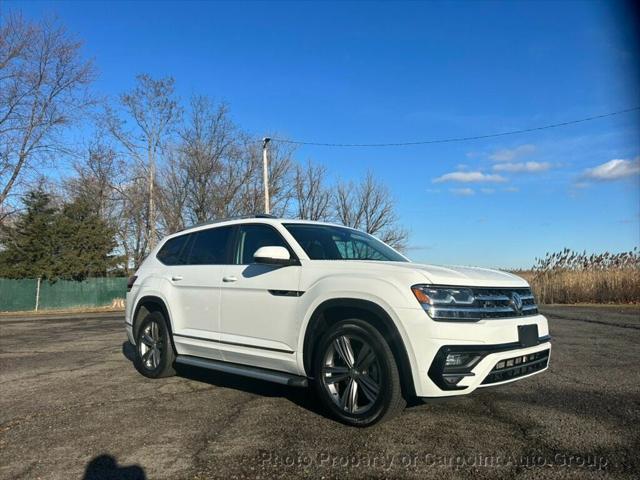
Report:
175,355,309,387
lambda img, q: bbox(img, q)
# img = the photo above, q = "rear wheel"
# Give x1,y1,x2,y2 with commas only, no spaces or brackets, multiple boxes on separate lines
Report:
312,319,405,426
134,311,176,378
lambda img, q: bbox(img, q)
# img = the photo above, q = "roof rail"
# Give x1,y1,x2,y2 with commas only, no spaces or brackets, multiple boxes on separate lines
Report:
177,213,279,233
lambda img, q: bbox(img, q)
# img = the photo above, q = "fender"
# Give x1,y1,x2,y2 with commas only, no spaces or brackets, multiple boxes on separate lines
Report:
131,294,174,340
300,296,418,397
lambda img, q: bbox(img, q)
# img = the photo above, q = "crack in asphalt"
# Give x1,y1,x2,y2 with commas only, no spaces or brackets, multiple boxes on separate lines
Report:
0,384,217,432
190,394,259,473
0,358,123,386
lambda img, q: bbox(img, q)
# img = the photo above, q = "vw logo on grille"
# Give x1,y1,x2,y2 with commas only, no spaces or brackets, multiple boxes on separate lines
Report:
510,292,524,314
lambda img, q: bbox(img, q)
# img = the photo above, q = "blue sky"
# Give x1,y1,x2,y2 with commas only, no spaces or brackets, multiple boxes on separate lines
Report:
7,0,640,268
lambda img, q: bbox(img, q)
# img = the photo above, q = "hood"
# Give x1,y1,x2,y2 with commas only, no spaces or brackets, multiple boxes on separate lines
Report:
363,261,529,288
411,263,528,287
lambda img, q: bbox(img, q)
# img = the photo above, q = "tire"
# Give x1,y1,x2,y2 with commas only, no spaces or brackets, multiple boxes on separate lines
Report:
312,319,406,426
134,311,176,378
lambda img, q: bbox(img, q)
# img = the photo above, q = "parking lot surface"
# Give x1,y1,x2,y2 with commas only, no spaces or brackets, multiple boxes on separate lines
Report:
1,306,638,479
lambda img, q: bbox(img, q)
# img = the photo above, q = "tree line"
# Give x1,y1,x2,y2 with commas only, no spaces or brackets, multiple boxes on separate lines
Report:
0,13,407,280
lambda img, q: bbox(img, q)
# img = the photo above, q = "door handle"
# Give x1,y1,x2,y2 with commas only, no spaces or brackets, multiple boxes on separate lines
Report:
222,276,237,283
171,275,183,282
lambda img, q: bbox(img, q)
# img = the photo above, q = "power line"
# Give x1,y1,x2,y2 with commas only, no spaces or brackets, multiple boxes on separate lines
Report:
270,106,640,147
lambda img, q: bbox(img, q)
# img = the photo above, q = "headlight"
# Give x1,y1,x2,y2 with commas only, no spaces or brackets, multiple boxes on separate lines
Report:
411,286,475,306
411,284,538,321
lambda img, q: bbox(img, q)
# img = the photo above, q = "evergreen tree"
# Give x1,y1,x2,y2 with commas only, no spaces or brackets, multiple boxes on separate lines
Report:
0,189,118,280
0,189,58,278
54,194,118,280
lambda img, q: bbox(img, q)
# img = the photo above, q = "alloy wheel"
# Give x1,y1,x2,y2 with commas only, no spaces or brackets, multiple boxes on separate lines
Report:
321,334,382,414
139,320,163,370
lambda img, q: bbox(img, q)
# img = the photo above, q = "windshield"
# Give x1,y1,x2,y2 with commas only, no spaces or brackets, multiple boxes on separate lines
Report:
283,223,409,262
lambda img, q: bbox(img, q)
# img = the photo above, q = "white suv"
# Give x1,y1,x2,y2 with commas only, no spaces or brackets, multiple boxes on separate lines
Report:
126,215,551,426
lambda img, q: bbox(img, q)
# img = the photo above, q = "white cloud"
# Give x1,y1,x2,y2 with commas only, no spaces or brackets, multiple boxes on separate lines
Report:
450,188,475,196
489,144,536,162
433,171,507,183
480,188,495,194
583,158,640,181
405,244,433,251
504,186,519,193
493,161,553,173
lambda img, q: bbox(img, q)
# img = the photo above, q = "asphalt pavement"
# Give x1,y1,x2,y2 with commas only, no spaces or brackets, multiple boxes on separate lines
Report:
0,306,638,479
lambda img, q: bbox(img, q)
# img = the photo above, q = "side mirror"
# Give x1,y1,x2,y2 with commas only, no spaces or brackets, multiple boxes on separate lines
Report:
253,246,294,265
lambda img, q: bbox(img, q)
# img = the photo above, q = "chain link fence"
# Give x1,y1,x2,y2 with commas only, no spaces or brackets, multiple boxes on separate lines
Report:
0,277,127,312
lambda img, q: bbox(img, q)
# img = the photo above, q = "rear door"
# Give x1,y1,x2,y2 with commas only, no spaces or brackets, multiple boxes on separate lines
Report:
219,223,302,372
162,225,233,360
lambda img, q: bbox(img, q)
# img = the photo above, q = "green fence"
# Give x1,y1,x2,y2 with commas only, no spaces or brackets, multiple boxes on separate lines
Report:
0,277,127,312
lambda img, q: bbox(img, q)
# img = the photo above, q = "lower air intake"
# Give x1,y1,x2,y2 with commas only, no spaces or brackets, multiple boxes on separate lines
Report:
481,349,549,385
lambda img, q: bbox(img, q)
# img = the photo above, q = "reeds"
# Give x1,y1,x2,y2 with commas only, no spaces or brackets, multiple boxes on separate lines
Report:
514,248,640,304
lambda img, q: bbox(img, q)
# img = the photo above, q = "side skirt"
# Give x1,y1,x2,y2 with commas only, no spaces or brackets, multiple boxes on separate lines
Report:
175,355,309,387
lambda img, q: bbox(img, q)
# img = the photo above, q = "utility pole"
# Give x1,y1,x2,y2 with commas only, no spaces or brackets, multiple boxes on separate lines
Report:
148,147,156,250
262,137,271,214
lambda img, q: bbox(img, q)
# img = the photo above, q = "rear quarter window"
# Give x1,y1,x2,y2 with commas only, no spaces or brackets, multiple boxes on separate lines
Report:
156,234,190,265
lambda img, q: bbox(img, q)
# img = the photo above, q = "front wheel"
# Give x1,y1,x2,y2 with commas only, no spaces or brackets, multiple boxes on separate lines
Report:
312,319,405,426
134,311,176,378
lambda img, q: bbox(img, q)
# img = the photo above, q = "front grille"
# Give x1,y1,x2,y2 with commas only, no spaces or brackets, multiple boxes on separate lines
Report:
428,287,538,321
481,349,549,385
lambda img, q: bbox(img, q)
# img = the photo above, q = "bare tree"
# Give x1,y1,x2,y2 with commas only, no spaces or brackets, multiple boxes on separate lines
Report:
293,160,331,221
334,171,408,250
65,141,143,271
158,96,244,228
157,145,188,234
66,141,122,219
103,74,180,250
158,98,295,229
118,167,152,270
181,96,241,223
0,13,95,216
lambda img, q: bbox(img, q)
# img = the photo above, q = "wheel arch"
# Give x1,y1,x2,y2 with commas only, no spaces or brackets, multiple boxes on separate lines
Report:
302,298,416,398
132,295,174,344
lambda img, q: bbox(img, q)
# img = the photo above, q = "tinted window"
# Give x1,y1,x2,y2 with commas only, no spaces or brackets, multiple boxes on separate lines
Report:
156,234,190,265
184,226,232,265
234,225,291,265
283,224,408,262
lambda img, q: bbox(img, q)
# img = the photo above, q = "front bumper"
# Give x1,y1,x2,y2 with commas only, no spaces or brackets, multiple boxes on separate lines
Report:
395,308,551,397
427,337,550,392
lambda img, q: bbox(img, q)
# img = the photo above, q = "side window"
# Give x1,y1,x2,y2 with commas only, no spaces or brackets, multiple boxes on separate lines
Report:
156,234,190,266
234,225,291,265
184,226,232,265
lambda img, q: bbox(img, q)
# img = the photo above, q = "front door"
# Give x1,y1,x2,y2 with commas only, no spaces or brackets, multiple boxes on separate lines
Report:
219,224,302,372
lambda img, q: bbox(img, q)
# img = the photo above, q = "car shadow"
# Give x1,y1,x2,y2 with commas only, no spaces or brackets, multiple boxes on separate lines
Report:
121,341,327,418
122,340,136,362
176,363,328,417
241,263,282,278
82,454,146,480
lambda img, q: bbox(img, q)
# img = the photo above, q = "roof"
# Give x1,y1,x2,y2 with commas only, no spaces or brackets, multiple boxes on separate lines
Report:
168,215,341,239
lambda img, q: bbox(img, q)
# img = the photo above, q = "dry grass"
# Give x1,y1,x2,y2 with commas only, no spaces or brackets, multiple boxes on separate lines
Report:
513,248,640,304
